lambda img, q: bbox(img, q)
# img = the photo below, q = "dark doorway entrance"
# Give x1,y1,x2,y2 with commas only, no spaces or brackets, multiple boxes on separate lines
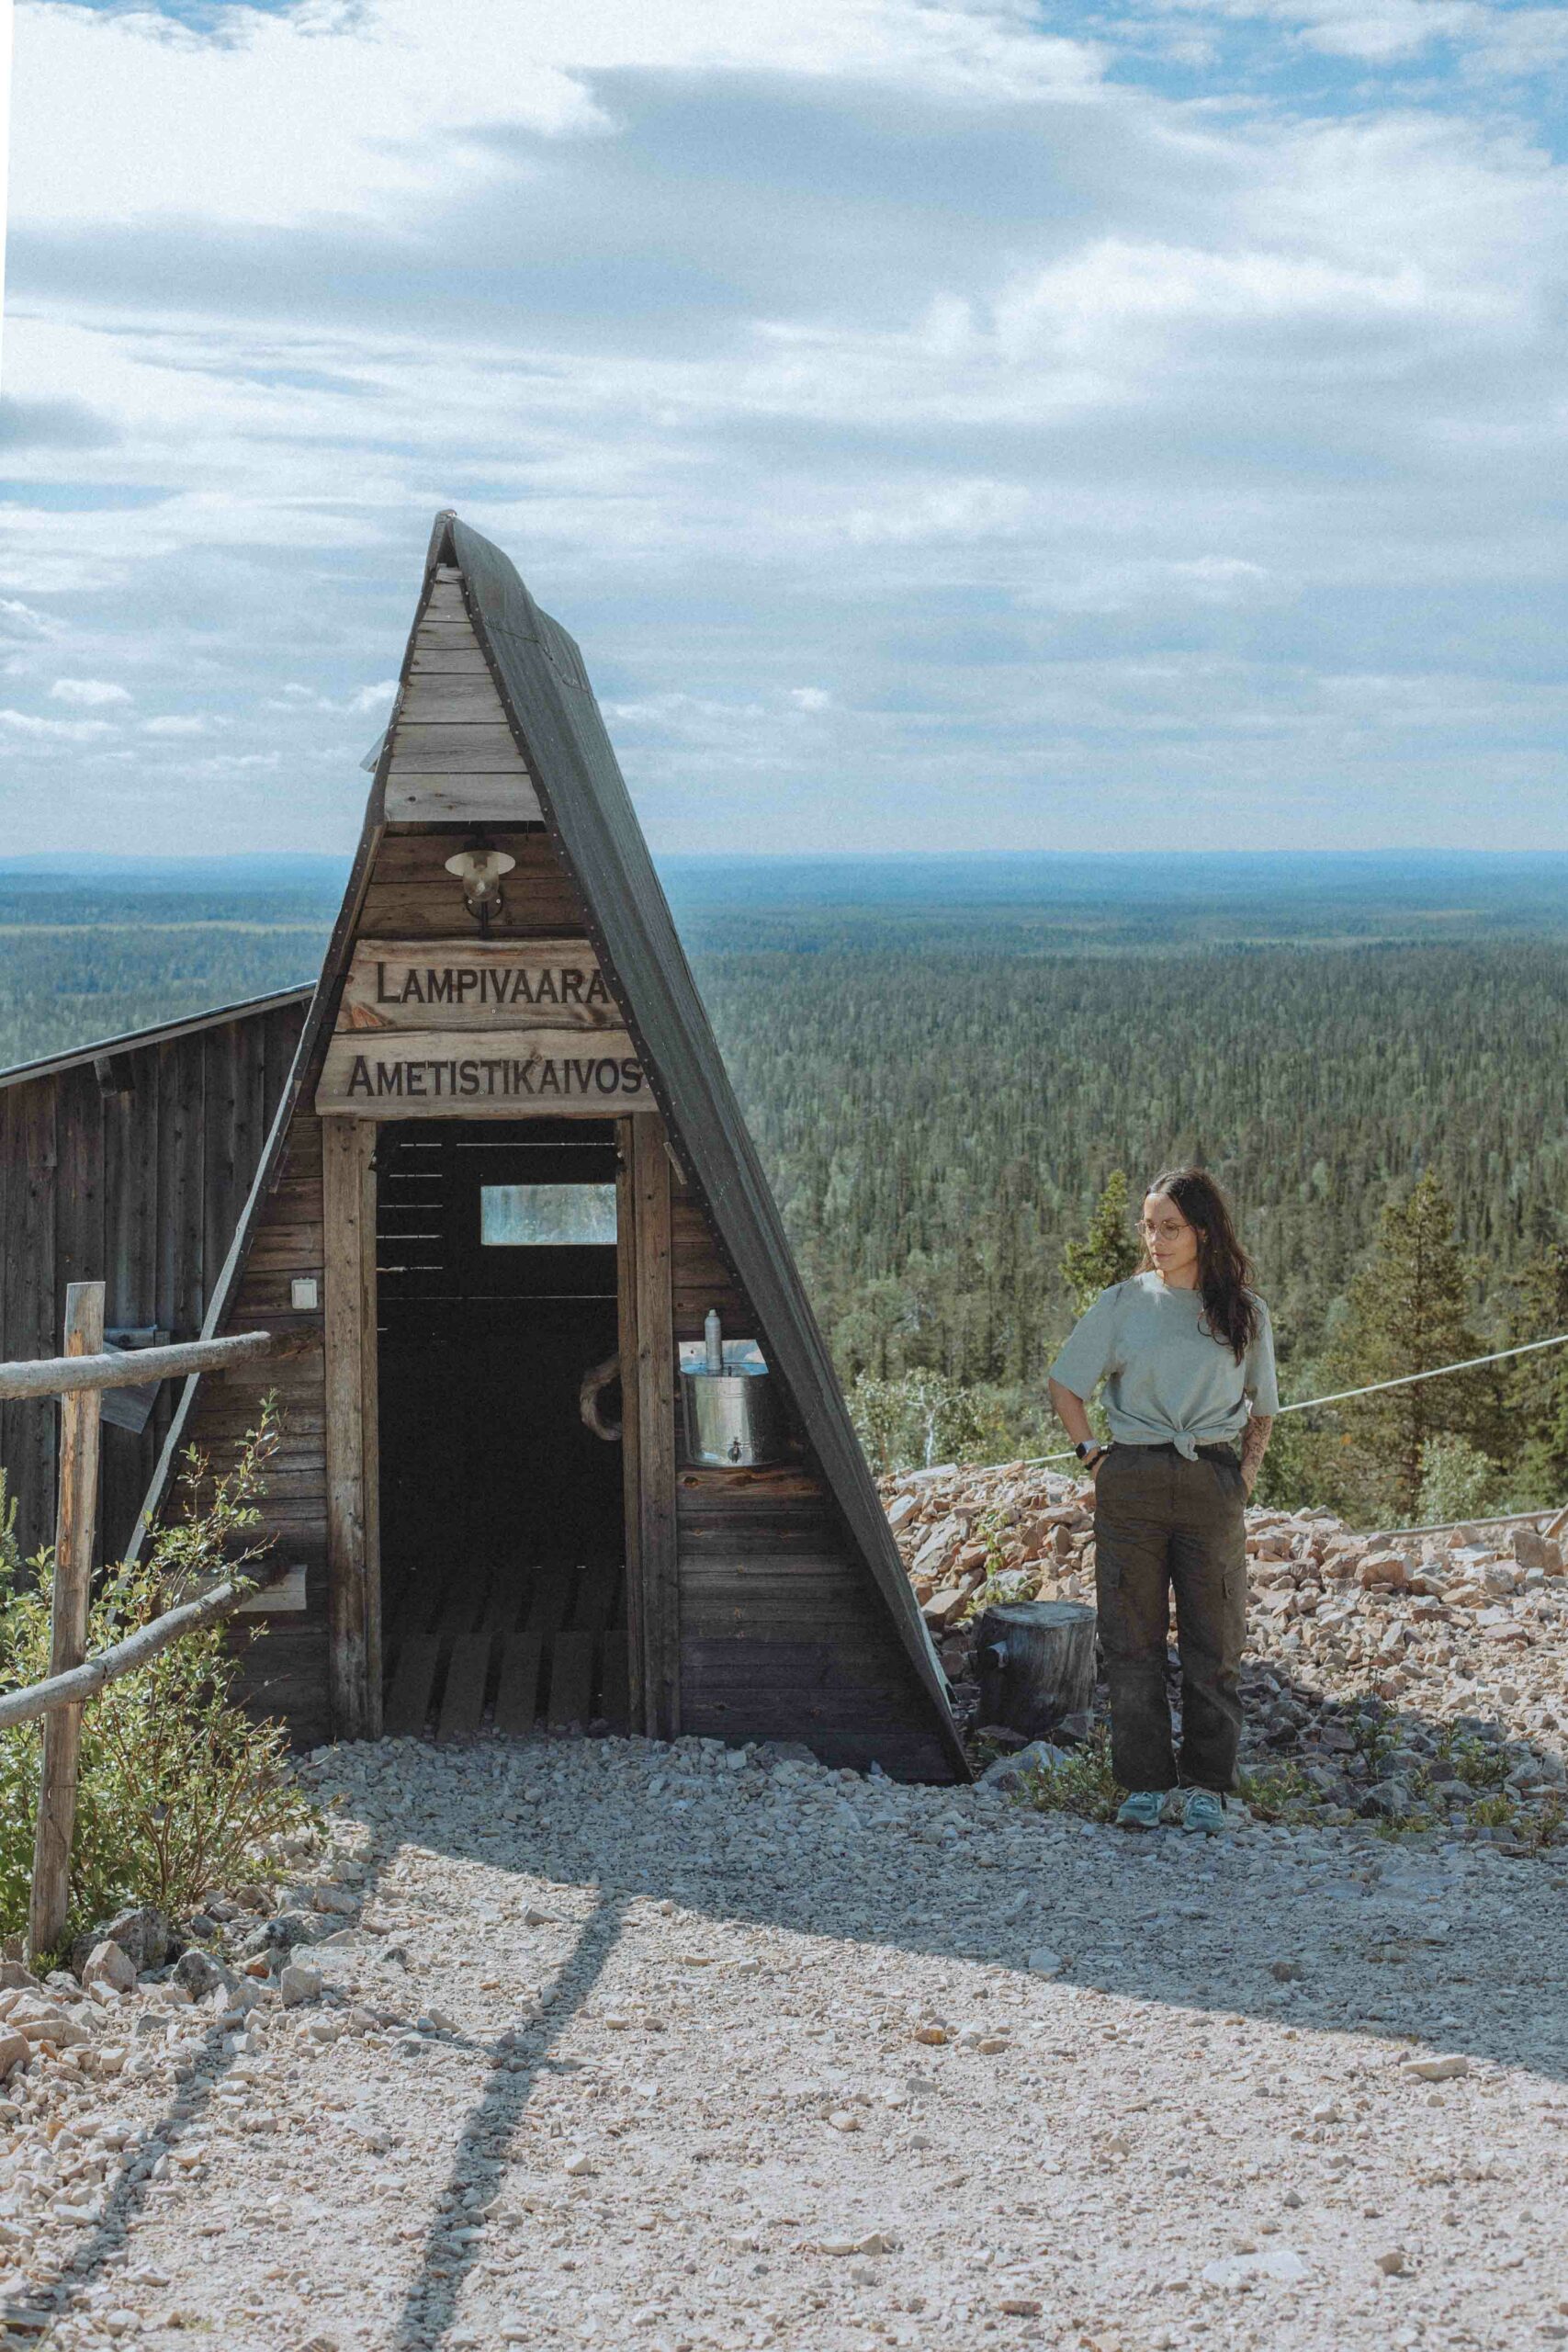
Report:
376,1118,628,1738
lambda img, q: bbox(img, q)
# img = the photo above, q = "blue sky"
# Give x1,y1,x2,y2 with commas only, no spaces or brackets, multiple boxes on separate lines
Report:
3,0,1566,854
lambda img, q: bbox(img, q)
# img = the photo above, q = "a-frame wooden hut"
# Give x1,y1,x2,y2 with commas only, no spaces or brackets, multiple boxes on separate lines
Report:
115,514,964,1778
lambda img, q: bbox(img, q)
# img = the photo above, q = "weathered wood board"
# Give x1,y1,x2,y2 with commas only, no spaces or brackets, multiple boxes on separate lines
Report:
357,832,583,941
315,1029,650,1115
382,779,545,825
321,934,649,1114
381,571,543,823
337,939,620,1033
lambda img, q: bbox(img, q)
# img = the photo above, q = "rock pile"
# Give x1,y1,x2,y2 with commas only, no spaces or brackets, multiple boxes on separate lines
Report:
882,1459,1568,1837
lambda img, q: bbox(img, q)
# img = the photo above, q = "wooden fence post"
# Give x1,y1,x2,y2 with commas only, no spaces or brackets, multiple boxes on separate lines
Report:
323,1120,379,1740
28,1281,106,1963
631,1121,678,1741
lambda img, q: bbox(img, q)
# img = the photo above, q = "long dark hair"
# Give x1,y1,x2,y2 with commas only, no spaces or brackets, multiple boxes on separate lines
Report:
1143,1166,1258,1363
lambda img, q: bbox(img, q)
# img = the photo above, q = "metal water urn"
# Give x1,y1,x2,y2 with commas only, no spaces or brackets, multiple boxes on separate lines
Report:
680,1310,787,1467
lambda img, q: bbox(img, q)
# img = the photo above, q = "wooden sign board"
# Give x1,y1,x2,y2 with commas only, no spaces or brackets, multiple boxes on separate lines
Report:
317,936,654,1116
316,1029,651,1116
338,938,618,1033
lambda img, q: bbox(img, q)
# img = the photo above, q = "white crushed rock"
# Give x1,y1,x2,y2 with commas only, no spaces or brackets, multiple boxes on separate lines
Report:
6,1732,1568,2350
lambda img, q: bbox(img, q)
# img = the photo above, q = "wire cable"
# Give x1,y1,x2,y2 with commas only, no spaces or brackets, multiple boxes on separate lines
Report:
952,1328,1568,1476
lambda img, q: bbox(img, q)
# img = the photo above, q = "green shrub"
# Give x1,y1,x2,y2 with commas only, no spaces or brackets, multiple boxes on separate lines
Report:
1433,1727,1510,1789
1,1412,319,1958
1021,1729,1122,1821
848,1371,1007,1476
1235,1757,1317,1824
1417,1435,1504,1527
1017,1729,1324,1828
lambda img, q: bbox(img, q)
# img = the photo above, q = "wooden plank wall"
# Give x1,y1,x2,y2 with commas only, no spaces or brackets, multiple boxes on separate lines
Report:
666,1179,949,1777
0,998,309,1563
179,1110,330,1747
671,1174,749,1342
357,829,584,942
675,1459,948,1779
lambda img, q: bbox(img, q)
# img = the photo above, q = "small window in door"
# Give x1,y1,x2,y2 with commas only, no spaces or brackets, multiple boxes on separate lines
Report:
479,1183,618,1247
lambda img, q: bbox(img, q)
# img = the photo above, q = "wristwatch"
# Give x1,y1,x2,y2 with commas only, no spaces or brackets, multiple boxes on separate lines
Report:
1076,1440,1107,1467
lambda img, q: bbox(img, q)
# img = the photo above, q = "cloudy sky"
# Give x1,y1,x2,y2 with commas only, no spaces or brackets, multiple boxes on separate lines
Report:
3,0,1567,856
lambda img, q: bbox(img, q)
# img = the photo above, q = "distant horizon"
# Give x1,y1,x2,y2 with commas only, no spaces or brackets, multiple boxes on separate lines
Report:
6,834,1568,1083
6,846,1568,875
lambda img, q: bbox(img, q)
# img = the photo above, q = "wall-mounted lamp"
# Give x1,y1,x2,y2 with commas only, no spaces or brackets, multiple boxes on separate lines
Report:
444,837,516,933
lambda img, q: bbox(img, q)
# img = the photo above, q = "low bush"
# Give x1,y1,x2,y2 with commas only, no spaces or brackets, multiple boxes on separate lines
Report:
1021,1730,1122,1822
1021,1733,1318,1827
1235,1757,1317,1824
0,1412,318,1959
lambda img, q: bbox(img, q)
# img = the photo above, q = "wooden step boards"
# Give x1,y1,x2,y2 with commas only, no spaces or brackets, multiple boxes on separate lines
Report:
382,1560,628,1742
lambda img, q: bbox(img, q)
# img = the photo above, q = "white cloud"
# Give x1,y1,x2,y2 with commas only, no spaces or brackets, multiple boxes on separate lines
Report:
0,708,117,741
3,0,1567,850
1266,0,1478,62
1157,0,1568,76
265,678,400,716
12,0,1103,233
51,676,131,706
188,751,283,775
0,598,61,643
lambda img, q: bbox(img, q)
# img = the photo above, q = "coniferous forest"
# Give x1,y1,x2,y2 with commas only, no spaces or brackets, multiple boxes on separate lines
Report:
4,852,1568,1522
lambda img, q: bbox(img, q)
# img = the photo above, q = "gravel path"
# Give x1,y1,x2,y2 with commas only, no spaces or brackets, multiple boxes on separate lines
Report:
8,1732,1568,2352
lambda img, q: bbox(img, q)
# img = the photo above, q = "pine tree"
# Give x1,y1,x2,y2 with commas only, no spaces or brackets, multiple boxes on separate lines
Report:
1326,1170,1495,1519
1061,1171,1141,1317
1507,1240,1568,1505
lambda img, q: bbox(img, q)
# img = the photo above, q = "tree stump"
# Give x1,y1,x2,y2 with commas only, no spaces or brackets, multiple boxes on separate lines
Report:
972,1600,1096,1741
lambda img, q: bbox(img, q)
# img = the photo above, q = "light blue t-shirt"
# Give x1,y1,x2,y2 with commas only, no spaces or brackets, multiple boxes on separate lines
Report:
1050,1272,1280,1458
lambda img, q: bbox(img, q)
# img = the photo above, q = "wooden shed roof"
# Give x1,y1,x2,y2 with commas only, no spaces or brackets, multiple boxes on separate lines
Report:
0,986,316,1094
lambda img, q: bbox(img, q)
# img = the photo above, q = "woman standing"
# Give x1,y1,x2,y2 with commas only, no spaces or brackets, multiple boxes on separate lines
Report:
1046,1168,1278,1833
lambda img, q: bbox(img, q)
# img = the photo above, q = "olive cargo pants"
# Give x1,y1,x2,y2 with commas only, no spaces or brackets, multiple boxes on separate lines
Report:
1093,1440,1248,1794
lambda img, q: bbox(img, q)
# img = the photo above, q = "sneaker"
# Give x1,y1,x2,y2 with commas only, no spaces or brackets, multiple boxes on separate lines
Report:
1114,1789,1166,1831
1181,1787,1228,1836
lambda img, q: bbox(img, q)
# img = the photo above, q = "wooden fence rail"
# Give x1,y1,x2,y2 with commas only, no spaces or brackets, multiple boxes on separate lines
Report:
0,1327,286,1402
0,1562,289,1733
2,1285,290,1962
